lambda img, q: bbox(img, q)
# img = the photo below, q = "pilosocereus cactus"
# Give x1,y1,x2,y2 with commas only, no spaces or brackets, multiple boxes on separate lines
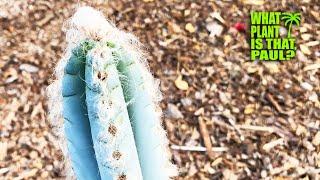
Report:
47,7,177,180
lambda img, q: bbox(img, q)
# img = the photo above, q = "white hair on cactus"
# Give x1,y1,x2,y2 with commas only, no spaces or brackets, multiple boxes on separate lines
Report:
47,50,75,179
69,6,116,43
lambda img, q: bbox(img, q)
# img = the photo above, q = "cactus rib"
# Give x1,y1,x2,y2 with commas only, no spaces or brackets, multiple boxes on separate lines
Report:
62,44,100,180
85,45,142,180
117,47,177,179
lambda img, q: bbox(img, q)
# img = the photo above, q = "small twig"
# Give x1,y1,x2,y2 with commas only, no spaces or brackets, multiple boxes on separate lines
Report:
262,138,284,151
225,118,244,141
170,145,228,152
198,117,215,159
238,124,274,133
211,114,244,141
272,126,296,140
211,117,234,131
266,93,287,115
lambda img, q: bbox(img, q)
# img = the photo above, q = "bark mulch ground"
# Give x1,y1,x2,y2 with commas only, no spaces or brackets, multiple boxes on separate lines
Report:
0,0,319,179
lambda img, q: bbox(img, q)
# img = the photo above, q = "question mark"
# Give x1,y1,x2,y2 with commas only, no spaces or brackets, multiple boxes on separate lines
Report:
286,50,295,60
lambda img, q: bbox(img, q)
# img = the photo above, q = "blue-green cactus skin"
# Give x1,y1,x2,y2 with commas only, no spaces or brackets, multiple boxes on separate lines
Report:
51,6,176,180
60,40,171,180
85,46,142,180
62,45,100,180
117,49,169,180
85,53,113,180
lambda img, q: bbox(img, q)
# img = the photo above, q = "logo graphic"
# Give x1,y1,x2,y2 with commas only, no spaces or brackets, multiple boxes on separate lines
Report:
281,12,301,38
250,12,301,61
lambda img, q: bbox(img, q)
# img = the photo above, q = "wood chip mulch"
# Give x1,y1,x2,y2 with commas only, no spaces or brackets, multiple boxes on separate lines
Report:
0,0,319,179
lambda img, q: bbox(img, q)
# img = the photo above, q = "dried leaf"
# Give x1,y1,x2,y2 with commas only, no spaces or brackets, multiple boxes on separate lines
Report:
174,75,189,90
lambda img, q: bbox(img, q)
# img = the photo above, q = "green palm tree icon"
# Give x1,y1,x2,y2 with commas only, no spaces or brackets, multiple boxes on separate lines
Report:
281,12,301,38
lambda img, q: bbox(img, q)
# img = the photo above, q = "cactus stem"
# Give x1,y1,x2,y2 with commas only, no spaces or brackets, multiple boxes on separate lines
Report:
48,6,177,180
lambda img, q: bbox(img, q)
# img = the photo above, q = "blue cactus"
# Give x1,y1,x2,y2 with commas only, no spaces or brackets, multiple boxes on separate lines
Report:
48,6,176,180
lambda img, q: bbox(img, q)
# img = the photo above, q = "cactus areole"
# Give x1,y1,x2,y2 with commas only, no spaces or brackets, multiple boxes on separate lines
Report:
47,6,177,180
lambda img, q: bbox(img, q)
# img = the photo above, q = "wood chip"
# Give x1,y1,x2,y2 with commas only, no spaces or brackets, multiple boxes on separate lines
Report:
194,107,204,116
296,124,308,136
185,23,196,33
223,169,238,180
311,10,320,21
211,117,234,131
16,169,38,179
210,12,225,24
170,145,228,152
303,63,320,71
211,157,223,167
264,62,280,74
19,64,39,73
198,117,215,159
305,41,319,47
301,34,312,41
238,124,274,133
244,104,255,114
242,0,265,5
312,131,320,146
0,168,9,175
36,13,54,27
300,82,313,91
263,138,284,151
168,22,182,34
300,44,312,55
0,142,7,161
266,93,287,115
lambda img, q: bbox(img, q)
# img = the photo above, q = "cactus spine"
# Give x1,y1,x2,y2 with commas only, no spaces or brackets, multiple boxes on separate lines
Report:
47,6,177,180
